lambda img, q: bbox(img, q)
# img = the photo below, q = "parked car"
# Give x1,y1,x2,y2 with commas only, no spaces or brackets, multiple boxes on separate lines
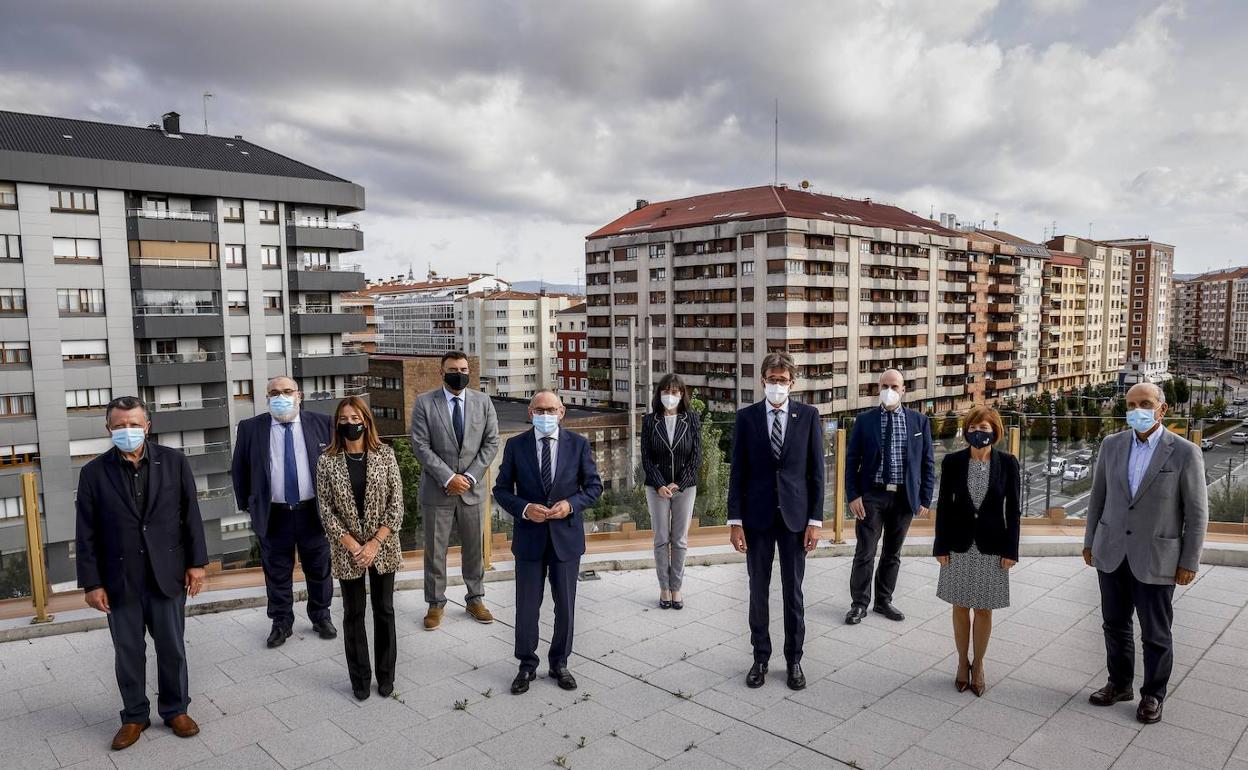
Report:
1048,458,1067,476
1072,450,1094,464
1201,438,1215,450
1234,398,1248,406
1231,432,1248,445
1063,464,1091,481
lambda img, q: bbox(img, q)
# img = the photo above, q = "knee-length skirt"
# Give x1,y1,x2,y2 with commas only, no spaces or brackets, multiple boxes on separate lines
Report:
936,544,1010,610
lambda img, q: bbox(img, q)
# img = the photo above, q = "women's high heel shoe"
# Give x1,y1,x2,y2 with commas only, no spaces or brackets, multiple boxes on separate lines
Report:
969,659,986,697
955,661,970,693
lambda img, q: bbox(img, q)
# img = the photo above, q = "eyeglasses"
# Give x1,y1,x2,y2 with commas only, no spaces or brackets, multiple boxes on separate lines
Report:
531,407,560,415
763,377,792,386
268,388,297,397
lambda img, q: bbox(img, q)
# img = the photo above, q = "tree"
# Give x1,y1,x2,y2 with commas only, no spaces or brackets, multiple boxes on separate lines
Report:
390,437,423,543
0,551,30,600
1210,395,1227,418
1162,379,1177,407
1174,377,1191,407
691,395,730,525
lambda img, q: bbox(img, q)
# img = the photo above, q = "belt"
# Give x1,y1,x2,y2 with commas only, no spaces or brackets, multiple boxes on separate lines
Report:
871,483,899,493
272,500,315,511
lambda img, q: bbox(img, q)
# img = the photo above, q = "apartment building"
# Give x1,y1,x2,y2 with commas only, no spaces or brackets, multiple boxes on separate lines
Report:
374,274,509,355
341,288,380,352
584,185,1036,417
0,109,366,578
1170,267,1248,364
361,353,480,437
967,229,1049,398
457,290,578,399
1102,238,1172,384
556,302,589,405
1042,251,1101,391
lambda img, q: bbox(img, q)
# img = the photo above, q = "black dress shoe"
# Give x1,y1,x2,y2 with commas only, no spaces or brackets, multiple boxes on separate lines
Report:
671,600,684,610
845,606,867,625
1137,695,1163,724
352,684,370,701
313,619,338,640
659,599,672,609
549,668,578,691
746,661,768,688
511,669,536,695
786,663,806,691
266,625,292,648
1088,682,1134,706
378,682,393,698
873,602,905,622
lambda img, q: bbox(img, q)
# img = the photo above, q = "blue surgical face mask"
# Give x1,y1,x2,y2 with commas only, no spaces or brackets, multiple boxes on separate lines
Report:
1126,408,1157,433
111,427,146,453
269,394,296,419
965,430,994,449
533,414,559,436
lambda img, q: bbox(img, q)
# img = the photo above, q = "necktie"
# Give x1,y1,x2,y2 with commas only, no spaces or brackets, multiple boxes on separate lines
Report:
770,409,783,459
882,411,894,484
541,436,554,499
282,423,300,505
452,396,464,448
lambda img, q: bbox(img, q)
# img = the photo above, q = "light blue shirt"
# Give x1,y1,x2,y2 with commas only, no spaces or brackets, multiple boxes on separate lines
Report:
269,414,315,503
1127,426,1164,498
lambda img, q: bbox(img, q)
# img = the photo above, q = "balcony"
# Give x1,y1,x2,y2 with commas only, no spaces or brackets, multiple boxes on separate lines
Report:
289,304,366,335
129,257,221,291
986,359,1015,373
987,321,1018,333
287,261,366,293
196,487,237,520
135,351,226,387
291,346,368,378
126,208,217,243
985,377,1021,390
301,385,370,416
987,261,1017,275
132,304,223,338
149,396,230,432
987,341,1015,352
988,303,1017,314
286,218,363,252
180,441,232,475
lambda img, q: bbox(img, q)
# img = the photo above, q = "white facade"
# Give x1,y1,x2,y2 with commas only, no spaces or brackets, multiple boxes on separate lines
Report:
456,292,578,399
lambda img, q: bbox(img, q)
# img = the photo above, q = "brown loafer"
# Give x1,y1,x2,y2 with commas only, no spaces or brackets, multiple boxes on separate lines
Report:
423,605,444,631
111,720,149,751
465,601,494,624
165,714,200,738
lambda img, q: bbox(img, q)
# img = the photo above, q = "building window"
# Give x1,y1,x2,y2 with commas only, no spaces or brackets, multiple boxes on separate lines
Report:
370,406,401,420
0,234,20,261
0,443,39,467
0,393,35,417
49,187,97,213
0,341,30,365
557,339,564,352
66,387,111,410
52,237,101,262
1135,275,1144,283
265,335,284,355
225,244,246,267
57,288,105,315
742,261,754,275
741,234,754,249
0,182,16,209
230,336,250,357
615,379,629,391
558,376,565,389
262,291,282,313
580,377,588,390
649,244,666,258
261,246,280,268
258,202,278,224
223,199,243,221
0,289,27,313
650,267,667,281
233,380,253,400
227,290,248,313
61,339,107,363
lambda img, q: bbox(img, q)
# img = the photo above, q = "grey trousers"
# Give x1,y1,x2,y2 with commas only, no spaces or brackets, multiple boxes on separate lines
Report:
646,486,697,591
423,499,485,606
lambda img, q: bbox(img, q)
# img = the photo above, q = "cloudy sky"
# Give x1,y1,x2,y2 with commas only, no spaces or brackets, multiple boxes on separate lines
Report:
2,0,1244,282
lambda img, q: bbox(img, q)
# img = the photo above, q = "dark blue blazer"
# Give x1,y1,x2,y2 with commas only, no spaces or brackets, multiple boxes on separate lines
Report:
492,428,603,562
75,443,209,599
845,406,936,517
231,410,332,539
726,400,826,533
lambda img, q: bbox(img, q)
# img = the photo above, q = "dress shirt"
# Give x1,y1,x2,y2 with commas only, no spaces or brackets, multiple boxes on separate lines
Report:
874,405,907,485
523,426,561,520
442,387,477,488
1127,425,1164,498
269,414,315,503
728,400,822,528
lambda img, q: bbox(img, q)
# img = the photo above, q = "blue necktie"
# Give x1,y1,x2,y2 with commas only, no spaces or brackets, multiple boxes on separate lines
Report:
541,436,553,500
452,396,464,448
282,423,300,505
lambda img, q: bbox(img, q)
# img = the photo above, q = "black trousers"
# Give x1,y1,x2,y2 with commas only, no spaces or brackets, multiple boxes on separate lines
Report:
106,574,189,724
514,532,579,672
340,567,397,690
259,502,333,628
1098,558,1175,701
745,510,807,665
849,488,914,608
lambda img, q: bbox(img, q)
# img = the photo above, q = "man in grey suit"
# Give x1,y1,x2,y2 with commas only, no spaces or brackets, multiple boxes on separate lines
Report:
410,351,500,630
1084,382,1207,724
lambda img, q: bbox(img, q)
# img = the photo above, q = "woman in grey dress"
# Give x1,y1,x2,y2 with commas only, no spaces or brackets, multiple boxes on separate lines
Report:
933,406,1021,696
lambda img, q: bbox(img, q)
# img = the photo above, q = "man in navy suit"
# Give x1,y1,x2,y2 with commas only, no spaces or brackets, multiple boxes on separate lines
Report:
727,352,826,691
493,389,602,695
76,396,208,750
844,369,936,625
231,376,336,647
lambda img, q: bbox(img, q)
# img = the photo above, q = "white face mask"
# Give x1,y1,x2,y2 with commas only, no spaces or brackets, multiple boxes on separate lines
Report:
660,394,681,411
764,383,789,405
879,388,901,409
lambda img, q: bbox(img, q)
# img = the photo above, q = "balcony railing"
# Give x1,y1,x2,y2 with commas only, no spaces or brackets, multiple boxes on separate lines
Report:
133,304,221,316
130,257,220,269
304,385,369,401
290,304,364,314
293,345,366,358
135,351,225,364
148,396,228,411
288,217,360,230
179,441,231,457
197,487,232,501
127,208,212,222
290,261,362,272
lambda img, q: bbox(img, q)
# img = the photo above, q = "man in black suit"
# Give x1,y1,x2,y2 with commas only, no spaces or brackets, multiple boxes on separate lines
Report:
75,396,209,751
843,368,936,625
727,352,826,690
231,375,336,648
492,389,602,695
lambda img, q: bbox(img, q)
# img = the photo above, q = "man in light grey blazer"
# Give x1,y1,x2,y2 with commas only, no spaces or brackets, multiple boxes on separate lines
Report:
1083,382,1207,725
410,351,500,630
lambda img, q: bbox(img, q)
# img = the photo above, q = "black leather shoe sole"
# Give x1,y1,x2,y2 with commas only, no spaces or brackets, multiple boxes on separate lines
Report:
872,605,905,622
266,628,292,648
511,670,536,695
549,671,578,690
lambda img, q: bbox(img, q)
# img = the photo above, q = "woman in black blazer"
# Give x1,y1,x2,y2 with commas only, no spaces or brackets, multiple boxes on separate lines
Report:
640,374,702,609
933,406,1020,697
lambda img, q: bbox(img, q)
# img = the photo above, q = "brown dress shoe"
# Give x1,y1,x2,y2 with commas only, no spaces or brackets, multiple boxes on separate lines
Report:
423,605,444,630
165,714,200,738
465,601,494,624
1137,695,1163,724
111,720,149,750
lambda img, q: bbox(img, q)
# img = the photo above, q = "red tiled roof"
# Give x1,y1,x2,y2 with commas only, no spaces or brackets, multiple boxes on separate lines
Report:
1048,250,1084,267
1186,267,1248,283
975,229,1040,247
365,277,478,295
587,185,956,240
558,302,587,314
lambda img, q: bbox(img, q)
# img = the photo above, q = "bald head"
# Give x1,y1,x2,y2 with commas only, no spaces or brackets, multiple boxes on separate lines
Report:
528,388,565,423
1126,382,1165,407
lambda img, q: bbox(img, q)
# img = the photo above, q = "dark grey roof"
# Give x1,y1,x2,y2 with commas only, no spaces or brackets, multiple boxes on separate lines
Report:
0,110,347,182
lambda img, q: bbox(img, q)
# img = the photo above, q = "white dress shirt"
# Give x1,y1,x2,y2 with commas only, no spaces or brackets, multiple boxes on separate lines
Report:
523,426,561,520
269,414,315,503
1127,424,1164,498
441,387,477,488
728,399,823,528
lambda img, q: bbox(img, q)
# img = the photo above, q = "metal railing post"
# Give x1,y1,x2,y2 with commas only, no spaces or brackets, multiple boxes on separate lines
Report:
833,428,847,544
482,467,494,571
21,472,54,624
1191,428,1203,448
1008,425,1021,458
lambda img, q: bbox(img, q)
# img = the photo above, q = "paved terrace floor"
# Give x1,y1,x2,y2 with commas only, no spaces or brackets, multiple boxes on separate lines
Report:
2,555,1248,769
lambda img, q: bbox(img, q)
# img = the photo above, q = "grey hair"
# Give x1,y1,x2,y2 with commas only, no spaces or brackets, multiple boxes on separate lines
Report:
105,395,149,424
760,351,798,380
529,388,562,407
266,375,298,392
1129,381,1166,404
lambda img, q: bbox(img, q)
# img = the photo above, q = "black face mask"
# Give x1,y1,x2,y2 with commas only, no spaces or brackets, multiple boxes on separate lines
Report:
337,422,366,441
965,430,995,449
443,371,470,391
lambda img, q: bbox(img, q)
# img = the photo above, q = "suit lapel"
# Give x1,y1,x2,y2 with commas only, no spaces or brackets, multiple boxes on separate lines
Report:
1130,430,1174,504
779,404,799,460
671,413,687,449
143,444,162,521
434,389,456,447
258,413,274,485
1115,433,1133,502
555,429,573,481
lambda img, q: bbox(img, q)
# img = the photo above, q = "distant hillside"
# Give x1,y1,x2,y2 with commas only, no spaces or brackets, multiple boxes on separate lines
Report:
509,281,583,295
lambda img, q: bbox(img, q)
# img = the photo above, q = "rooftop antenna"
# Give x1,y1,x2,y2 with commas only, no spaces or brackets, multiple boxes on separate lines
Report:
1088,221,1094,238
773,97,779,187
993,212,999,228
202,92,213,134
573,267,583,296
929,204,935,220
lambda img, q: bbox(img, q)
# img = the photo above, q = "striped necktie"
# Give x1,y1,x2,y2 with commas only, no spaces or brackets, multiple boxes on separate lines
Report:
541,436,554,499
770,409,783,459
